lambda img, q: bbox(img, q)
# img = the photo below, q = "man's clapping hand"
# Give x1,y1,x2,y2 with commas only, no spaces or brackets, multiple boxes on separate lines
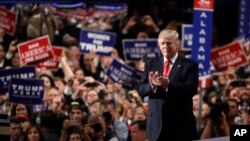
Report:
149,71,169,90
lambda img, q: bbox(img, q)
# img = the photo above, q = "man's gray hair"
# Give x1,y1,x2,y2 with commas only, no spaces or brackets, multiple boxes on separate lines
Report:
158,29,179,39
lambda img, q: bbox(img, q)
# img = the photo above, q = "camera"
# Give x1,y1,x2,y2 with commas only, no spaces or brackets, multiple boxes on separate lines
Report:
91,123,103,133
69,120,80,126
85,82,97,87
133,14,141,22
208,99,229,123
79,79,86,84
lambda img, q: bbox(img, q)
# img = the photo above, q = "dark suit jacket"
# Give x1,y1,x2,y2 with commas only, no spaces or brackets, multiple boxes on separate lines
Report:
0,59,12,70
137,55,198,141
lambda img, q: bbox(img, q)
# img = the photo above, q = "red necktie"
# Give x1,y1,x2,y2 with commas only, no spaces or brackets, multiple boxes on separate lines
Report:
163,59,172,76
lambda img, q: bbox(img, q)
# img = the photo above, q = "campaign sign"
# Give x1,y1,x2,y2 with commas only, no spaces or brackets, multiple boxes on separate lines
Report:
193,0,214,9
52,2,85,9
181,24,193,51
211,41,248,72
106,59,137,88
79,29,116,56
0,7,16,35
237,0,250,38
18,35,54,64
37,47,63,70
8,78,44,105
122,39,160,61
73,9,88,20
0,66,36,94
53,8,75,18
191,0,214,77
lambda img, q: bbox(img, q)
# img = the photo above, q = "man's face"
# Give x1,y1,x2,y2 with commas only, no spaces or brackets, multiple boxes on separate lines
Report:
68,46,80,60
46,88,59,103
130,124,147,141
50,96,62,112
86,90,99,105
71,108,83,121
10,123,21,140
192,95,200,110
227,101,239,117
158,36,178,59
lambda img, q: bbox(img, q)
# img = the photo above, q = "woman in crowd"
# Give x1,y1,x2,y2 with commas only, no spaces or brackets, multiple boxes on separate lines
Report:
39,73,55,95
10,103,33,119
66,126,90,141
23,124,44,141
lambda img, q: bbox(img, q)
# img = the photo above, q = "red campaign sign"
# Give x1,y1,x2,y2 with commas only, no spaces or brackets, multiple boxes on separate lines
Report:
54,8,95,21
18,35,54,64
211,41,248,72
92,10,116,17
73,9,88,20
54,8,75,18
0,7,16,35
194,0,214,10
36,47,63,70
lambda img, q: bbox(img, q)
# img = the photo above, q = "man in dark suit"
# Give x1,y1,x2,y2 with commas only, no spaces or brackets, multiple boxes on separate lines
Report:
137,29,198,141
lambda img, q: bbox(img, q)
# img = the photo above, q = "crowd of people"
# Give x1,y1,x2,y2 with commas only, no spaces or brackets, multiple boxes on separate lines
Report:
0,2,249,141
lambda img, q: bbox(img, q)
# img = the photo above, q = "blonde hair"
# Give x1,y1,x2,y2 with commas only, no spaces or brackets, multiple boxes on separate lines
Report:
158,29,179,39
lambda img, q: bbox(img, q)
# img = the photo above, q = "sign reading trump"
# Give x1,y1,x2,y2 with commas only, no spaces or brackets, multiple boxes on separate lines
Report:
18,35,54,64
0,66,36,94
79,29,116,56
8,78,44,105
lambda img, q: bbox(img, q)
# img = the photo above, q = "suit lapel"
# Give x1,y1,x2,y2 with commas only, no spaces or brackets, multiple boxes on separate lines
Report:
158,57,164,75
169,56,183,81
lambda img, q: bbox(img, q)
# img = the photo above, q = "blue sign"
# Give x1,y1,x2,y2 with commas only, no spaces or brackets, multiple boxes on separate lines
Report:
94,4,126,11
79,29,116,56
0,66,36,94
238,0,250,39
191,7,214,77
181,24,193,51
106,59,137,88
52,2,85,8
9,78,44,105
122,39,160,61
0,0,127,3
